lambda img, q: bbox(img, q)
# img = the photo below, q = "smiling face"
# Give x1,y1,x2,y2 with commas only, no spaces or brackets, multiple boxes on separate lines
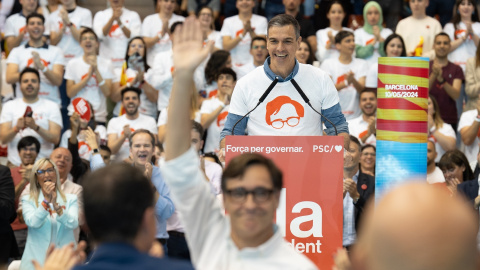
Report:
80,32,99,55
250,39,268,64
385,37,404,57
327,3,345,26
128,38,145,57
224,164,280,246
366,5,380,26
434,34,451,59
360,91,377,117
130,132,154,166
295,41,311,64
20,72,40,100
458,0,475,19
198,7,214,28
267,25,301,76
26,17,44,42
344,140,361,170
19,144,38,166
50,148,72,182
360,146,376,172
122,91,140,116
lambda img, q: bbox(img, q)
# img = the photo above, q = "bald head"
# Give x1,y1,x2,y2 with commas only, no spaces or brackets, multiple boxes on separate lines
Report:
353,183,479,270
50,147,73,181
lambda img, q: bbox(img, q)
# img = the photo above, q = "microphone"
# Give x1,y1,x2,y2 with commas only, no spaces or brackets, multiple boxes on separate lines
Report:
231,77,279,135
290,78,338,136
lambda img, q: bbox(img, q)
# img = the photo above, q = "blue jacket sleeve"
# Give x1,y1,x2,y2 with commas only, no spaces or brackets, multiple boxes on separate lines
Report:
152,168,175,220
220,112,248,143
322,103,349,136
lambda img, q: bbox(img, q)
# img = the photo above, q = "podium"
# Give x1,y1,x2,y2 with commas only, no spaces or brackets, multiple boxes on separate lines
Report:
225,136,344,269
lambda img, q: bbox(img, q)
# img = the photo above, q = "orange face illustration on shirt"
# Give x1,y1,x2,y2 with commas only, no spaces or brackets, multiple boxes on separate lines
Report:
265,96,304,129
217,111,228,127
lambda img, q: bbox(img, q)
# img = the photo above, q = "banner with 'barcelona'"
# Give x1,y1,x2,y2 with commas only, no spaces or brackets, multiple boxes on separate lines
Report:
375,57,429,201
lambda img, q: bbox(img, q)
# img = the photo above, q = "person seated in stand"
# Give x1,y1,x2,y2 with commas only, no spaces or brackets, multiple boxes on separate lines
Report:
220,0,268,68
161,16,318,270
396,0,442,58
283,0,317,56
438,149,475,196
200,68,236,154
458,95,480,164
347,89,377,146
429,33,464,131
428,95,456,162
295,40,315,65
427,139,446,184
236,37,269,79
200,50,232,98
320,31,367,120
4,0,41,51
359,144,375,177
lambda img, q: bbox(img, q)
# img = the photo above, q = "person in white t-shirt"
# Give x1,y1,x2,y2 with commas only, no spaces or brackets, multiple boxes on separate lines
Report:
458,95,480,163
198,7,223,51
48,0,93,64
427,139,446,184
162,16,318,269
142,0,185,66
200,50,232,98
221,0,268,67
0,68,62,166
107,87,158,162
444,0,480,73
354,1,393,66
428,95,456,162
92,0,141,68
6,13,65,105
347,89,376,146
236,36,268,79
201,68,236,153
315,1,352,63
395,0,442,58
4,0,38,51
65,28,113,124
111,37,158,119
221,14,349,151
320,31,367,120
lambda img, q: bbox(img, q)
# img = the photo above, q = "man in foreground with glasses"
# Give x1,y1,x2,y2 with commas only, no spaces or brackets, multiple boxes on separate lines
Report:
161,16,317,269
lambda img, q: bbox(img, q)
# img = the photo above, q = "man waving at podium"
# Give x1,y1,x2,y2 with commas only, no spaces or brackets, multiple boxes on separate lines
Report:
161,16,318,269
220,14,349,150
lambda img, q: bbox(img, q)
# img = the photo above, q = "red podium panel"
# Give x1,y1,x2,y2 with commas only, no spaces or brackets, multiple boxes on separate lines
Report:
225,136,343,269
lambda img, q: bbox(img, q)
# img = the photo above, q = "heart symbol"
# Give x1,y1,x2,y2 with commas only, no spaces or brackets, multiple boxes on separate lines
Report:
335,145,342,152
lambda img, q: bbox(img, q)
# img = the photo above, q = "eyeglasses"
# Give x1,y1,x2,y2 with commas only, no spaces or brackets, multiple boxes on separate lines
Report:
252,45,266,49
36,168,55,176
271,117,300,129
225,187,275,203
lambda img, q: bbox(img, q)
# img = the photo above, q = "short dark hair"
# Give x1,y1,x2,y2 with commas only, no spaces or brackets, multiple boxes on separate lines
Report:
268,14,300,39
99,145,111,155
335,30,354,44
216,67,237,82
221,153,283,192
349,135,361,149
121,87,141,100
192,120,204,138
361,144,376,153
80,27,98,42
170,21,183,34
435,32,451,42
82,164,155,243
129,129,155,148
360,88,377,99
26,13,45,24
20,67,40,82
17,136,40,153
251,36,267,48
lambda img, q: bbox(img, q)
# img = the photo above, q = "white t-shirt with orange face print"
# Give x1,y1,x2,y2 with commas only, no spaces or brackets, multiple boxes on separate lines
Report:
228,64,339,136
201,97,229,153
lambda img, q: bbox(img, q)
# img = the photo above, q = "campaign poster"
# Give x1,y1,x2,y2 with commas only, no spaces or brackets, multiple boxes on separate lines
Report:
225,136,344,269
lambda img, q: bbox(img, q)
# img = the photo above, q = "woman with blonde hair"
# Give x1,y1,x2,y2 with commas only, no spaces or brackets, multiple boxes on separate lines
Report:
20,158,78,270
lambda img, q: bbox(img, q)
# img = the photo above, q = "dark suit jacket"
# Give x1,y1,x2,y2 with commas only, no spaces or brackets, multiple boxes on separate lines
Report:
0,165,19,261
73,242,194,270
458,179,479,204
353,172,375,232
